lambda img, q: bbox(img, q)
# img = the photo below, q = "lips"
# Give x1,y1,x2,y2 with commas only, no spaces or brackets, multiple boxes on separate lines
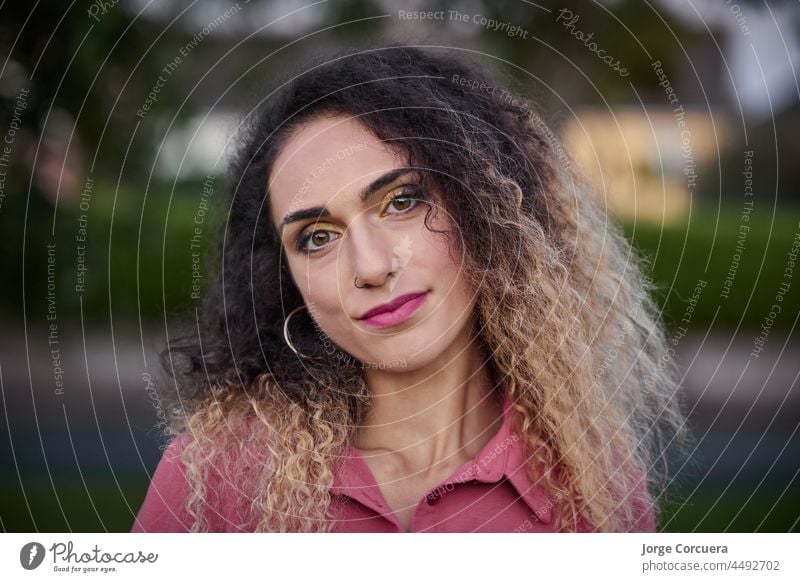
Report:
358,291,429,320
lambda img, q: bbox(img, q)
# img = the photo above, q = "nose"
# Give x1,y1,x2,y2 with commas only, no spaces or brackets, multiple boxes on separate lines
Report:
346,218,395,288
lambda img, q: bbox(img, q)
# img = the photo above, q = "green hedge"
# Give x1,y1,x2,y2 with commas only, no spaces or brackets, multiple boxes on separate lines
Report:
621,202,800,331
5,180,799,330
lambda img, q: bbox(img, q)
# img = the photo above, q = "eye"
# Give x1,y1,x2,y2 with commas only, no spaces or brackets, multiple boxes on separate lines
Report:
294,186,429,255
382,186,428,216
296,227,341,254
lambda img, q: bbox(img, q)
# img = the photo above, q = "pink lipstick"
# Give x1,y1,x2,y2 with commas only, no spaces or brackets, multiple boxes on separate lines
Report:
358,291,429,329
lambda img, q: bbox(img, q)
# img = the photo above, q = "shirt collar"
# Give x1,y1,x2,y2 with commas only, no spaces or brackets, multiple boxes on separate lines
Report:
331,390,553,526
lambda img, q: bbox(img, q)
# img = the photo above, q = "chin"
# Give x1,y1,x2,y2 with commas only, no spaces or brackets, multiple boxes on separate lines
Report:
359,338,442,372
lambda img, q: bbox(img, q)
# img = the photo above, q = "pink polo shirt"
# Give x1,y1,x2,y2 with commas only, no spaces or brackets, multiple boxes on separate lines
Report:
131,393,656,533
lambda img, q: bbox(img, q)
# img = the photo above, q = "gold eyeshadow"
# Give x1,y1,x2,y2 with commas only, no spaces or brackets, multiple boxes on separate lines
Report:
293,184,428,254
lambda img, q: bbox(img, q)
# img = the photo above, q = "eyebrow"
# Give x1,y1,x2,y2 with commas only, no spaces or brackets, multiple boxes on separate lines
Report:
279,168,417,230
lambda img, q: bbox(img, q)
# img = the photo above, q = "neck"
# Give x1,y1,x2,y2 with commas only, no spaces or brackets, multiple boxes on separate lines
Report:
355,326,503,470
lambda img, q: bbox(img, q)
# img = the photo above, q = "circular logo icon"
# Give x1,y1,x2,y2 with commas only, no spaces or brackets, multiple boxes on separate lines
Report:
20,542,46,570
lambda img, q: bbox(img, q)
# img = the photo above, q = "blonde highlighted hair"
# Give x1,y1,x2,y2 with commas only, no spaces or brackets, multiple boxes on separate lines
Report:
159,45,690,532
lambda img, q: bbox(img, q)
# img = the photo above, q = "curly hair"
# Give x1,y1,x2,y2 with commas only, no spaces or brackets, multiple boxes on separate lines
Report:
157,43,690,532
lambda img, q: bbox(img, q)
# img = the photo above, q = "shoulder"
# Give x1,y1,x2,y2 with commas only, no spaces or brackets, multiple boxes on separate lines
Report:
131,431,262,532
130,434,194,532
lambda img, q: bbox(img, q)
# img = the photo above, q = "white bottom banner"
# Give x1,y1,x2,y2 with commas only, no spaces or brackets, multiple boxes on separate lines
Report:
1,533,797,581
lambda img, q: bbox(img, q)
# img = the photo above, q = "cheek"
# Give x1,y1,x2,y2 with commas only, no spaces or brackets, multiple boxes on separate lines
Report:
441,269,476,316
419,220,465,285
287,257,331,298
428,231,476,306
421,202,463,266
289,265,349,328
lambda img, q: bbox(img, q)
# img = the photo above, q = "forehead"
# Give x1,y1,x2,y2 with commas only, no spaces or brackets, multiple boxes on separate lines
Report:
269,115,404,226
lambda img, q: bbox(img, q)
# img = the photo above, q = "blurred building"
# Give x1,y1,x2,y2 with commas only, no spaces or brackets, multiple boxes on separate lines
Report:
561,107,730,223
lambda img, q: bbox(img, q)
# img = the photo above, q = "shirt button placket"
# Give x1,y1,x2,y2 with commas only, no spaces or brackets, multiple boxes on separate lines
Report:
425,491,442,506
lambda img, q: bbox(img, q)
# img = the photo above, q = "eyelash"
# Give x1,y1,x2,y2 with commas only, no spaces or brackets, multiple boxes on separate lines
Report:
295,186,428,255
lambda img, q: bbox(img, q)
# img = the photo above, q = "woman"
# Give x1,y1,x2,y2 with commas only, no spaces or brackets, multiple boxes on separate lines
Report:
131,44,688,533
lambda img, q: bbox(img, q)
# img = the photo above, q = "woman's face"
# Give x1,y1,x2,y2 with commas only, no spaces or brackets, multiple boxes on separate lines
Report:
269,114,478,370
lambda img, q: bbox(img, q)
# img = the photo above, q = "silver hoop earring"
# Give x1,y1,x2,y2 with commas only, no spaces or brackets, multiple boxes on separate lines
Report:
283,305,313,359
354,276,366,289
